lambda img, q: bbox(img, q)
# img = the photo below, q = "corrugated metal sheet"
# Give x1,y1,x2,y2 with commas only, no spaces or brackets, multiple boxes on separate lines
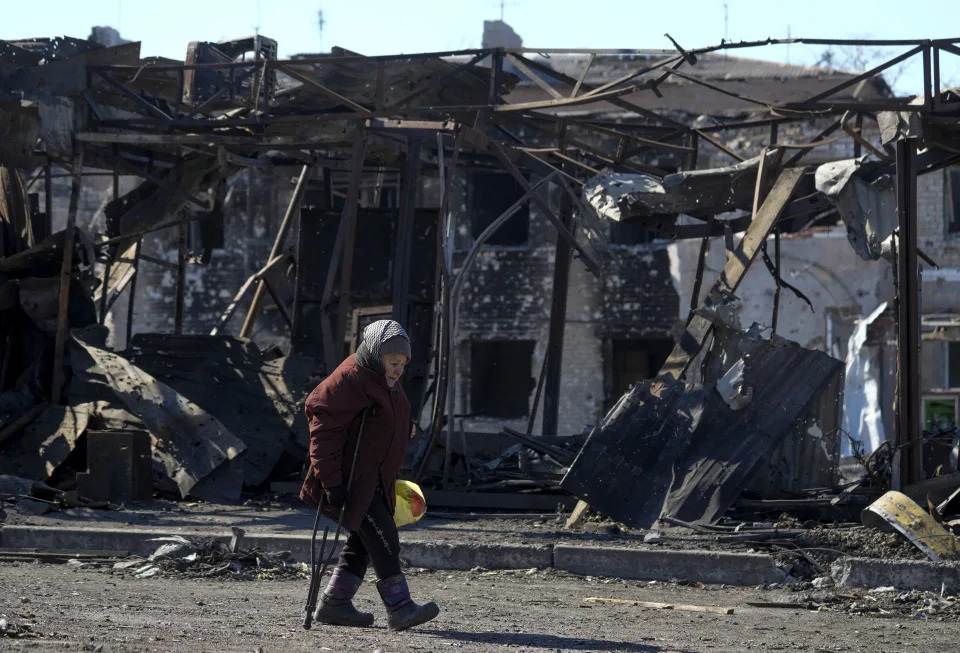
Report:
561,332,844,528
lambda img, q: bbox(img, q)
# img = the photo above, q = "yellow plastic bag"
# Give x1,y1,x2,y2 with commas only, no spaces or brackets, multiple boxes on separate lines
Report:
393,479,426,527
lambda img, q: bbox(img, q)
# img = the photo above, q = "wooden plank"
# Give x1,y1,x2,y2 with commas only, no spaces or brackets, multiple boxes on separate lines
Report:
564,499,590,529
583,597,734,615
50,146,83,405
658,167,804,382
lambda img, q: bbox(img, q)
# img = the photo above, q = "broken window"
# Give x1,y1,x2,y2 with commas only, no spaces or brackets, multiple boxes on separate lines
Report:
470,340,535,418
469,172,529,246
607,338,674,408
949,342,960,388
946,168,960,236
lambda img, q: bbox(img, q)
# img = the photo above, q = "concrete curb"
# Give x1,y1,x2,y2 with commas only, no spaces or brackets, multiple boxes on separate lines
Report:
832,557,960,593
554,544,789,586
9,524,960,593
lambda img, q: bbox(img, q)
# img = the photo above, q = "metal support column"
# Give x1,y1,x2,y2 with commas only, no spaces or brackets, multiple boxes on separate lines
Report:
542,172,573,436
895,136,923,486
174,216,187,334
392,138,422,327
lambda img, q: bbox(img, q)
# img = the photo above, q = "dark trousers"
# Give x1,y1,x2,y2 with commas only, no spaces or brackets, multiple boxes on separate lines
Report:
337,488,402,580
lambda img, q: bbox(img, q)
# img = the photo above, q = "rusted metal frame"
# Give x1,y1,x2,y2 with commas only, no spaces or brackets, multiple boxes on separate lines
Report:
335,129,370,362
657,168,804,382
124,239,141,347
44,162,53,241
566,120,695,154
895,137,923,487
695,129,746,163
571,53,596,98
238,164,311,338
575,53,684,99
383,52,488,111
803,45,923,105
484,137,600,276
688,215,714,317
841,112,886,159
210,255,286,336
664,68,772,109
391,138,423,327
415,133,462,481
542,149,600,175
772,229,782,333
505,52,563,99
779,99,923,113
97,170,121,323
543,124,573,436
784,120,843,167
174,216,187,334
262,278,293,331
51,145,84,405
94,69,175,121
507,54,689,131
279,63,373,114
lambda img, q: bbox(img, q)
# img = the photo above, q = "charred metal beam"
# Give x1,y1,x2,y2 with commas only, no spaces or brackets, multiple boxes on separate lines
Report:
895,137,923,487
51,145,84,405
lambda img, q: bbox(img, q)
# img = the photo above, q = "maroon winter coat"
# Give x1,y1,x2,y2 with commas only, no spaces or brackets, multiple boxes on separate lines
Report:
300,354,412,532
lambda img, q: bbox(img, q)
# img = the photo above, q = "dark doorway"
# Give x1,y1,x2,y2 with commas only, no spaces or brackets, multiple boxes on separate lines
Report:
469,172,530,246
470,340,535,418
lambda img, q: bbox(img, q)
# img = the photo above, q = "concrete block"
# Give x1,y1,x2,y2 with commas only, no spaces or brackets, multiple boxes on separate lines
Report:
0,525,226,557
401,541,553,571
832,556,960,593
553,545,788,586
76,430,152,504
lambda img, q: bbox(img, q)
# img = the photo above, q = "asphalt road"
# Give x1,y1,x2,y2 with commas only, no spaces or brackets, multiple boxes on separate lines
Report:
2,562,958,652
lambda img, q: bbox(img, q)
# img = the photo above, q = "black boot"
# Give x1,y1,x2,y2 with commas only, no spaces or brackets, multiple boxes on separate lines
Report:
376,574,440,631
313,568,375,627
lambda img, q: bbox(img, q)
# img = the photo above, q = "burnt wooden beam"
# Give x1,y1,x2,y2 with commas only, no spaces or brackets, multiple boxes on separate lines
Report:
658,167,805,382
239,164,311,338
51,145,84,405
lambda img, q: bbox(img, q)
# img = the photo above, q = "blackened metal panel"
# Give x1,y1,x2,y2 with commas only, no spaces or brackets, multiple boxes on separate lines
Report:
561,334,843,528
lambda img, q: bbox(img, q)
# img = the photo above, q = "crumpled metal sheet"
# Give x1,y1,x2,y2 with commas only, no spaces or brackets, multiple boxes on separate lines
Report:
562,331,844,528
841,302,888,458
582,154,772,222
0,403,91,481
862,491,960,562
71,327,247,499
815,158,897,261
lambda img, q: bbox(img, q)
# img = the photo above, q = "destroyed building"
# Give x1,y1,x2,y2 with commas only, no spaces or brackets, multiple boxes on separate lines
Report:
1,25,959,534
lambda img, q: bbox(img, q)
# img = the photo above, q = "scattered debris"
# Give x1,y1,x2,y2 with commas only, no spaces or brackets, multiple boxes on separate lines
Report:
113,535,307,580
583,597,734,615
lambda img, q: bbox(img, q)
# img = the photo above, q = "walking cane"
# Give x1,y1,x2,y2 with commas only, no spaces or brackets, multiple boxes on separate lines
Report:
303,409,368,629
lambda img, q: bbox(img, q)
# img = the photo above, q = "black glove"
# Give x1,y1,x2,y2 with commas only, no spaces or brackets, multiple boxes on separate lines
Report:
324,484,346,507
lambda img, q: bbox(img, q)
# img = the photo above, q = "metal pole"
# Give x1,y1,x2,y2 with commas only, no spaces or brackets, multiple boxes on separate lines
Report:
174,216,187,334
125,239,142,349
51,145,84,405
239,164,311,338
895,137,922,486
392,138,422,327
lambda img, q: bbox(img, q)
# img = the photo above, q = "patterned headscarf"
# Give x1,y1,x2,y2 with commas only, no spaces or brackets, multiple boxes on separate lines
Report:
355,319,410,375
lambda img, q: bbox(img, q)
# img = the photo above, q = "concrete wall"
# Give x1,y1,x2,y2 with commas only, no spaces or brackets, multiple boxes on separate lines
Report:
667,228,892,359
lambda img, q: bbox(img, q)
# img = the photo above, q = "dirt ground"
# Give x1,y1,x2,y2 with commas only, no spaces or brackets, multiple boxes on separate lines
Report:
3,561,960,653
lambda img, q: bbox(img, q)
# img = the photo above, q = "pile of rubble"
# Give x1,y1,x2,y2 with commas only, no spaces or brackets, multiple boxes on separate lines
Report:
112,534,306,581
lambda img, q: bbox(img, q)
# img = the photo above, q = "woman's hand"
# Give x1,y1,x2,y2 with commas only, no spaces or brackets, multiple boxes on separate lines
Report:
324,484,347,507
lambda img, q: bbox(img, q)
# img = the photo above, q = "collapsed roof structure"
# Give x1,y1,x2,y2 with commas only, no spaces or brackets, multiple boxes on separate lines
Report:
1,31,959,525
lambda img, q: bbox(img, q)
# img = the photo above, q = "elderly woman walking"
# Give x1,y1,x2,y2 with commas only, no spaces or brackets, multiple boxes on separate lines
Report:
300,320,439,631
